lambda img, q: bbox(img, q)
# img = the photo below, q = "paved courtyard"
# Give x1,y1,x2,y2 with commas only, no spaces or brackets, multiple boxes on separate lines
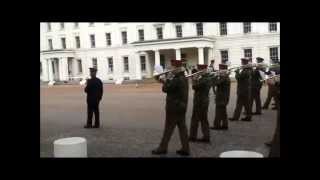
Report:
40,82,277,158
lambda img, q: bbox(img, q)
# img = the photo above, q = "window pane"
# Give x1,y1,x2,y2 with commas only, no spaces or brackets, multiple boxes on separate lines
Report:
124,57,129,72
157,27,163,39
244,22,251,33
90,34,95,48
244,49,252,58
220,50,228,62
47,23,51,31
138,29,144,41
176,25,182,37
196,23,203,36
220,23,227,35
122,31,127,44
140,56,146,71
61,38,66,49
108,57,113,73
92,58,98,69
77,60,83,73
48,39,53,50
75,36,80,48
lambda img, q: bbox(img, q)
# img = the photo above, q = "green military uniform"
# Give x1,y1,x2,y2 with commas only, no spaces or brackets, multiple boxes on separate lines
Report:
230,59,252,121
152,60,190,156
263,60,280,109
212,73,231,130
189,71,212,142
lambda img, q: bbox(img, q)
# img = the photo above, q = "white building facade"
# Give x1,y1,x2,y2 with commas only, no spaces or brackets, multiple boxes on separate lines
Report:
40,22,280,82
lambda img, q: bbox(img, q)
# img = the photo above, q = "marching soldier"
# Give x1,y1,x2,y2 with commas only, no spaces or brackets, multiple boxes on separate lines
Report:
208,59,217,94
229,58,253,121
250,57,265,115
84,68,103,128
262,59,280,110
189,64,212,143
210,63,231,130
152,60,190,156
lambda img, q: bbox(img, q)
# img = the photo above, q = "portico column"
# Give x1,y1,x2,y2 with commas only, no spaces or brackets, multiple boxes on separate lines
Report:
48,58,54,82
198,47,204,65
41,59,48,81
154,50,160,67
59,57,68,81
208,47,214,61
135,52,142,80
175,48,181,60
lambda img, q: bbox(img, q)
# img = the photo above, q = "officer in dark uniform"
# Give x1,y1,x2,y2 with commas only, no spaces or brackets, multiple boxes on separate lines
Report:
152,60,190,156
262,59,280,110
268,75,280,157
250,57,265,115
229,58,252,121
208,59,216,94
210,63,231,130
84,68,103,128
189,64,212,143
191,66,198,74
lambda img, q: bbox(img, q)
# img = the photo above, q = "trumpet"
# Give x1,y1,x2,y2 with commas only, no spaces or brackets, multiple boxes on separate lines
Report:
153,69,175,78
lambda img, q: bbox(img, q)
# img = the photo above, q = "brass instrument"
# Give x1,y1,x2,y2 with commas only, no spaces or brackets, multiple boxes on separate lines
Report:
153,69,175,79
260,74,280,82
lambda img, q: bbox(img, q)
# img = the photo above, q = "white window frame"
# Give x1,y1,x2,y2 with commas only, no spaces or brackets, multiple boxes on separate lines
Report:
243,48,253,59
92,58,98,69
77,59,83,74
48,39,53,50
106,33,112,46
138,29,144,41
269,46,280,62
74,22,79,29
175,25,183,38
90,34,95,48
61,37,66,49
75,36,81,49
60,22,65,30
156,27,163,40
121,31,128,44
107,57,113,74
243,22,251,34
196,22,203,36
220,49,229,63
269,22,277,32
47,23,51,32
220,22,227,36
140,55,146,72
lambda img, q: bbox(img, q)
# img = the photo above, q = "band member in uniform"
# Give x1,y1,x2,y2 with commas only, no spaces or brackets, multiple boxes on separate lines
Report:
210,63,231,130
250,57,265,115
189,64,212,143
208,59,216,94
262,59,280,110
229,58,253,121
191,66,198,74
152,60,190,156
84,68,103,128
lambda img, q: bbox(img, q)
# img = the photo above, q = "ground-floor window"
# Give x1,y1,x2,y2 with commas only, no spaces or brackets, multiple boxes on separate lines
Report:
140,56,146,72
160,54,165,69
220,50,229,63
92,58,98,69
77,59,82,74
244,48,252,59
123,56,129,72
40,62,42,75
270,47,279,61
108,57,113,73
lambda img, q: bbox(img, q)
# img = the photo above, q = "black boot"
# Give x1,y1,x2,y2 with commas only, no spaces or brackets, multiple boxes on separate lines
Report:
197,138,211,144
151,148,167,155
229,118,238,121
210,126,221,130
241,117,252,121
188,137,197,142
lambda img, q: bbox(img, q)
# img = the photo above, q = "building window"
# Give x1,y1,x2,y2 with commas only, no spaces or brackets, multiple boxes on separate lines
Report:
48,39,53,50
77,59,83,74
176,25,182,38
269,22,277,32
138,29,144,41
89,23,94,27
270,47,279,61
92,58,98,69
40,62,42,75
90,34,95,48
160,55,165,69
140,56,146,72
156,27,163,40
181,53,187,59
61,37,66,49
74,22,79,28
47,23,51,32
60,23,64,30
123,56,129,72
243,22,251,34
108,57,113,73
106,33,112,46
244,48,252,59
121,31,127,44
75,36,81,48
196,23,203,36
220,22,227,35
220,50,228,63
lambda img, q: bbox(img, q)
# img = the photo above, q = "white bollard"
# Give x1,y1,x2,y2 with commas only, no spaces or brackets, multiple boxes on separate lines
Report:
219,150,263,158
53,137,87,158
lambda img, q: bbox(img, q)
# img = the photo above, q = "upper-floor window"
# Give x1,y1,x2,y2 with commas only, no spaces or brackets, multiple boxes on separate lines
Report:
244,48,252,59
90,34,95,48
269,22,277,32
175,25,182,38
138,29,144,41
106,33,112,46
60,23,64,30
61,37,66,49
196,23,203,36
220,22,227,35
140,56,146,72
48,39,53,50
122,31,127,44
270,47,279,61
123,56,129,72
47,23,51,32
243,22,251,34
75,36,81,48
89,23,94,27
92,58,98,69
74,22,79,28
108,57,113,73
220,50,228,63
156,27,163,40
